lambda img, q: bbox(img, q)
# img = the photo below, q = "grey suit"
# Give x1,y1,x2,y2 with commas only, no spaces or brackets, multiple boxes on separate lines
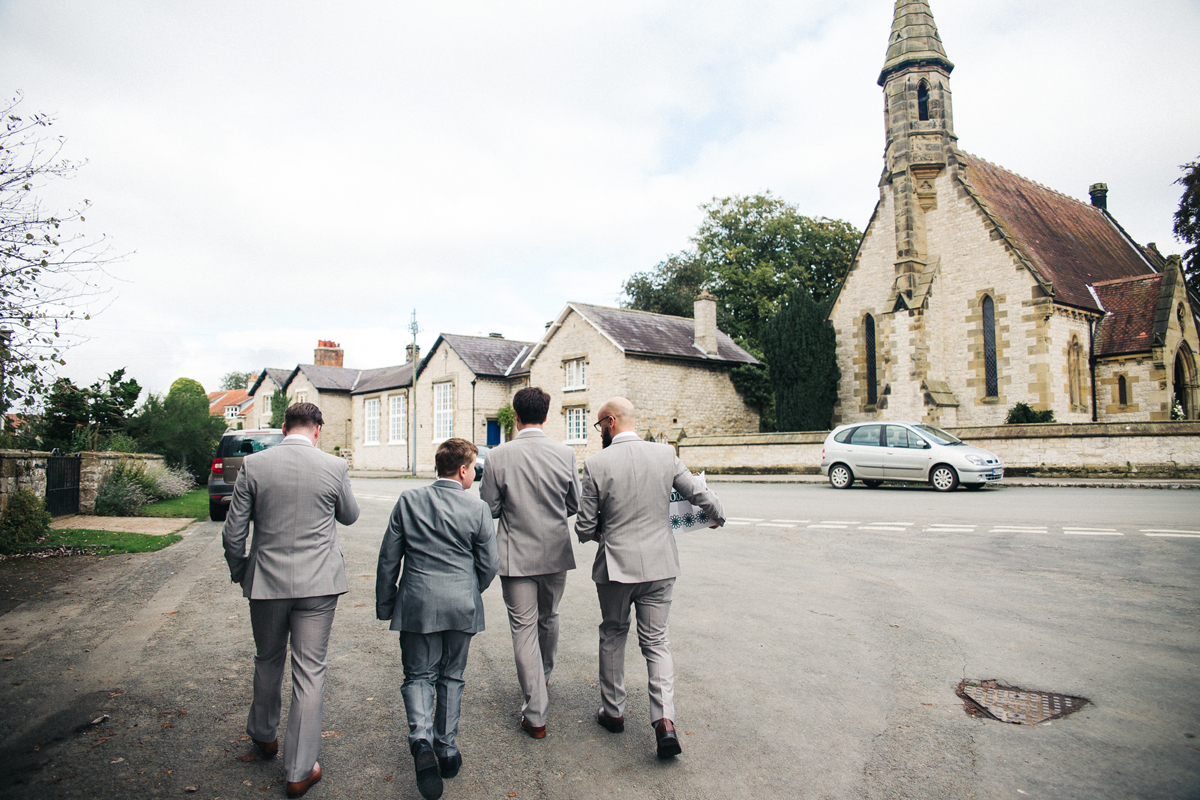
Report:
222,437,359,782
575,435,724,723
376,479,499,757
479,428,580,726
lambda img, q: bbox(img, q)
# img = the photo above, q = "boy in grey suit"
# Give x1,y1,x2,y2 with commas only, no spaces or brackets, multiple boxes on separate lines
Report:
479,386,580,739
576,397,724,760
223,402,360,798
377,438,500,800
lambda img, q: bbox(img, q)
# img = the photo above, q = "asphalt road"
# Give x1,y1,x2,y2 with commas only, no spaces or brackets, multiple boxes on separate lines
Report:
1,479,1198,800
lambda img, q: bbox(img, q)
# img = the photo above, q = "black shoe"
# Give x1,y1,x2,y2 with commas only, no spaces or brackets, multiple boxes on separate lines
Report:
654,719,682,759
411,739,444,800
437,752,462,779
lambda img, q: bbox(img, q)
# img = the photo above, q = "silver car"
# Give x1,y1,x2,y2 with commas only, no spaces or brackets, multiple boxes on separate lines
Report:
820,422,1004,492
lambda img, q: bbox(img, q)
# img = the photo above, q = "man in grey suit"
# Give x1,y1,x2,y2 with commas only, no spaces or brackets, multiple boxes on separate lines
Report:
223,402,360,798
377,438,499,800
479,386,580,739
575,397,725,759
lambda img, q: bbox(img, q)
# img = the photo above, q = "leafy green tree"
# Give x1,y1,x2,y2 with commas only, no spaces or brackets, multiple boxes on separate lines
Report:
761,288,840,431
622,193,860,431
1174,157,1200,296
37,368,141,451
220,371,255,391
0,94,115,423
129,377,225,479
269,389,286,428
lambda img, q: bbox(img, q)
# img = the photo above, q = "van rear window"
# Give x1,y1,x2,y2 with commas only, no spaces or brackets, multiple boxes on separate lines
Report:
218,433,284,457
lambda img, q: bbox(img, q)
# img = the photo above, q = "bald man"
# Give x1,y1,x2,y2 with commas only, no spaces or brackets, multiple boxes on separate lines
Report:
574,397,725,759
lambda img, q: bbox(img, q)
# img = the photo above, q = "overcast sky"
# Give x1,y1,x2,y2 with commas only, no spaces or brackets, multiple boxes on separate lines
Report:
2,0,1197,398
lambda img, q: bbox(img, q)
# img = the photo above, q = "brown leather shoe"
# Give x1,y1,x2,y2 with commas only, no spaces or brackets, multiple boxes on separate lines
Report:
520,716,546,739
286,762,322,798
253,737,278,759
653,719,681,759
596,708,624,733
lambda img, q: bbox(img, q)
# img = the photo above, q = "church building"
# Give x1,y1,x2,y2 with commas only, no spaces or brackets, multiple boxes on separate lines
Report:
827,0,1199,426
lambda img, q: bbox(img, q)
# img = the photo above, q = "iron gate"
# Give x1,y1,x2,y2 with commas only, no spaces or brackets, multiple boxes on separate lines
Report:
45,453,81,516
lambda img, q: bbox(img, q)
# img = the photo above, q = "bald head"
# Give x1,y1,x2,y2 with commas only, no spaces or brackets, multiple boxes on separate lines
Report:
598,397,636,435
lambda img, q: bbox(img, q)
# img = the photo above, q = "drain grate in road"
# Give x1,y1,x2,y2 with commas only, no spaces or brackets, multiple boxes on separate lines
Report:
956,680,1088,725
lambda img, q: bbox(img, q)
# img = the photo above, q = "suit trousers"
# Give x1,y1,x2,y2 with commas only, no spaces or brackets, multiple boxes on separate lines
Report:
399,630,473,758
595,578,676,724
500,572,567,726
247,594,338,783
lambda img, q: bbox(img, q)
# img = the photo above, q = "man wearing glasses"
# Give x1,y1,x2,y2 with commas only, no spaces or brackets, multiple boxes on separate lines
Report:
575,396,725,759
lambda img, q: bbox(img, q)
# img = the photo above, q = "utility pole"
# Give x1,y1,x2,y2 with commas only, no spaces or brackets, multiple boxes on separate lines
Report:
409,309,419,477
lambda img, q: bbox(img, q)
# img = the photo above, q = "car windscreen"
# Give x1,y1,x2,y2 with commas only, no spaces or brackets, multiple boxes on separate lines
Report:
218,433,284,458
912,424,961,445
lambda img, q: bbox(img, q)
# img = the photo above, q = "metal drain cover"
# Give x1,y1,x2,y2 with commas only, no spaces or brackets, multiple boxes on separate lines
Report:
956,680,1088,725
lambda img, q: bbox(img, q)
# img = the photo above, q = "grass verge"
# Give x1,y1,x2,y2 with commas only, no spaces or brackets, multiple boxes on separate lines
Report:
33,529,183,555
141,488,208,518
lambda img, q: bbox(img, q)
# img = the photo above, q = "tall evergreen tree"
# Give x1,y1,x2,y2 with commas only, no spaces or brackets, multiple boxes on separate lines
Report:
760,288,840,432
1174,156,1200,296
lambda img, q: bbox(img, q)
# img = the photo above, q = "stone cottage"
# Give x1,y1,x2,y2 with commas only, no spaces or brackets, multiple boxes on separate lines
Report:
412,334,534,473
245,368,292,430
519,295,760,460
826,0,1199,427
348,345,420,471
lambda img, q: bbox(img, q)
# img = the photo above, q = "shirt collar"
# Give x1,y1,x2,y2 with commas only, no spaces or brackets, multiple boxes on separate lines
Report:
283,434,314,446
433,478,463,489
517,427,545,438
612,431,641,443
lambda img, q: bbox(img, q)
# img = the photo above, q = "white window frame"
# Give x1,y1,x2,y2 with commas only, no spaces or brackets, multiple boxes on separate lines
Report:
564,359,588,391
262,394,272,417
389,394,406,444
295,391,308,405
565,407,588,444
224,406,238,419
433,382,453,441
364,398,380,445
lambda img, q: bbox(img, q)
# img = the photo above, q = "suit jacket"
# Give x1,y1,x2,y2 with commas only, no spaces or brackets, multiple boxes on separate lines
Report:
575,437,725,584
222,438,360,600
478,428,580,577
376,479,500,634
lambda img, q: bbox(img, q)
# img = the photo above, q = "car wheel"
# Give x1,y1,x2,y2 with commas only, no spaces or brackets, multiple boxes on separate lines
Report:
863,480,883,488
964,483,986,491
828,463,854,489
210,500,227,522
929,464,959,492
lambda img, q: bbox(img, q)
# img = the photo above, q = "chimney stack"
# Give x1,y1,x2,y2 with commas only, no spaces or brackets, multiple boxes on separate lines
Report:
405,343,420,363
314,339,344,368
693,292,718,356
1089,183,1108,210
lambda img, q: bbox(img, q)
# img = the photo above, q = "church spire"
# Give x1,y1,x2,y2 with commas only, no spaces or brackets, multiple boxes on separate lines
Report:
878,0,954,87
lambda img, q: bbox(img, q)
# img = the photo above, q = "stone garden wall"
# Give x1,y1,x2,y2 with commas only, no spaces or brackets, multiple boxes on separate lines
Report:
0,451,167,515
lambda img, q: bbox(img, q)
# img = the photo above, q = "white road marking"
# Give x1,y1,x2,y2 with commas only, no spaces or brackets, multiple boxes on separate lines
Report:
990,526,1047,531
727,517,764,522
861,526,909,531
759,523,796,528
1063,528,1119,533
1141,529,1200,535
724,521,753,526
822,521,863,525
1064,531,1124,536
771,519,809,524
1144,533,1200,539
808,524,849,529
924,527,975,532
927,523,976,528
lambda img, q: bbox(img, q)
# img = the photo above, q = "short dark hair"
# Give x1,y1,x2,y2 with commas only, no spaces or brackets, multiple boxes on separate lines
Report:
512,386,550,425
284,402,324,430
436,438,478,478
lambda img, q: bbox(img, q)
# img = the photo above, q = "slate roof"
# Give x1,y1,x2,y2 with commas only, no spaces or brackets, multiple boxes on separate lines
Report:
567,303,758,364
959,153,1155,312
249,368,293,396
350,362,415,395
433,334,535,378
1092,274,1163,357
293,364,362,392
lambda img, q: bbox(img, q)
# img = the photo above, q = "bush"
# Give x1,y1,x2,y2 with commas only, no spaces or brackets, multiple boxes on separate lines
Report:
143,463,194,501
94,461,152,516
102,433,140,453
1005,402,1056,424
0,489,52,555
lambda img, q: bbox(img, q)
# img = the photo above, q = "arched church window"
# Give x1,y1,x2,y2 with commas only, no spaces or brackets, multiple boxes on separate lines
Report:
1068,337,1085,410
1175,346,1195,419
865,314,878,406
982,295,997,397
917,81,930,122
1118,375,1128,406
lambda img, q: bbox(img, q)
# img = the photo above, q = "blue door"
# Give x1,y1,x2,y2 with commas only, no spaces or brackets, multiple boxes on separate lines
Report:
486,419,501,446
